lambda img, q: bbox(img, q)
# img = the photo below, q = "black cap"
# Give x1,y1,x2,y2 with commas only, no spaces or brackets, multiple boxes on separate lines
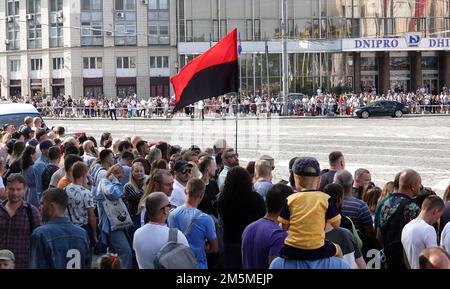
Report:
172,160,193,172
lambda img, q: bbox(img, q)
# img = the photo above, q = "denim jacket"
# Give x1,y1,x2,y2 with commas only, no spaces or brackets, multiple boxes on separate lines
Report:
30,216,91,269
97,177,124,242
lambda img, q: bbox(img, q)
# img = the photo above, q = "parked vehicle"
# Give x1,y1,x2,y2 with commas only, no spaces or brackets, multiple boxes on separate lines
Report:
0,103,45,128
353,101,410,118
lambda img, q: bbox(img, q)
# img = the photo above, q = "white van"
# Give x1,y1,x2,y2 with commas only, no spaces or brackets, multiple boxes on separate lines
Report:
0,102,44,129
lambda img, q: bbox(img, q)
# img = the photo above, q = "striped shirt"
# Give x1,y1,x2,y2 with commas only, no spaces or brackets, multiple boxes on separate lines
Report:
341,195,373,232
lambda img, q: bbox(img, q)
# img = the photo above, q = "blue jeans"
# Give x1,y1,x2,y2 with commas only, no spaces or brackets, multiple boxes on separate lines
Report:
107,229,133,269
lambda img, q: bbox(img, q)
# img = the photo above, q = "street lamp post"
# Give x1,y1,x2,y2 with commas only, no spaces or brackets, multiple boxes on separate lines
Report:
281,0,289,115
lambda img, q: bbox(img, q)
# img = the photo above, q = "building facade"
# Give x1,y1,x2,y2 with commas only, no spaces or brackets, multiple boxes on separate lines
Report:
178,0,450,96
0,0,177,99
1,0,450,99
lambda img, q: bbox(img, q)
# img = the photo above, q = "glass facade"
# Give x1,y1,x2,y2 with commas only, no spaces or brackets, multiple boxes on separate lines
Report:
177,0,450,42
176,0,450,95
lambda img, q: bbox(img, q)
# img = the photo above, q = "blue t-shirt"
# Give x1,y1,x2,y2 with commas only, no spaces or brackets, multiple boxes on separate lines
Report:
253,180,273,200
242,218,287,269
269,256,351,269
168,206,216,269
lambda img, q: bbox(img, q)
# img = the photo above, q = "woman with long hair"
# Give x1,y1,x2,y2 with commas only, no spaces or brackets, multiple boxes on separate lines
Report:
124,162,148,229
97,164,133,269
21,145,38,207
217,166,266,269
5,141,26,178
138,169,173,226
379,181,395,203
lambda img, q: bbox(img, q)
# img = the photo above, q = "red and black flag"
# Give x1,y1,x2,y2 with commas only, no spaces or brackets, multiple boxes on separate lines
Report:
171,29,239,112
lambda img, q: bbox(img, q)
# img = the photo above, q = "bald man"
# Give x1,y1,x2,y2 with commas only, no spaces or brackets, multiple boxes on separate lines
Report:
377,169,422,269
419,247,450,269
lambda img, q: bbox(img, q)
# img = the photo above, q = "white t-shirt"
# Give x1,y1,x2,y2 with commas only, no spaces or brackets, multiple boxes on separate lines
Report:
441,222,450,254
133,223,189,269
401,218,437,269
169,179,186,207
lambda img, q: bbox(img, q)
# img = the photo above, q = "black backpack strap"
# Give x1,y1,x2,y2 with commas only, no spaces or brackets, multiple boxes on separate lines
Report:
168,228,178,243
25,203,35,235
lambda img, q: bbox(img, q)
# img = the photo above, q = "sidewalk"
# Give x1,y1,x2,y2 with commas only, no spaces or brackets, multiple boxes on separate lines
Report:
43,112,450,122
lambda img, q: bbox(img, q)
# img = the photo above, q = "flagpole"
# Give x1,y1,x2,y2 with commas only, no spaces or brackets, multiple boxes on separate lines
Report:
236,32,242,154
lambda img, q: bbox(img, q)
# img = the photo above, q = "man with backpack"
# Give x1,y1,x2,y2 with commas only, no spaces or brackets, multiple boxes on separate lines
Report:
133,192,192,269
377,169,422,269
0,174,41,268
168,179,218,269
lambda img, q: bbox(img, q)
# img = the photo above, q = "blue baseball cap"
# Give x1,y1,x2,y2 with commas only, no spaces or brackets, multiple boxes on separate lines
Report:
293,157,321,177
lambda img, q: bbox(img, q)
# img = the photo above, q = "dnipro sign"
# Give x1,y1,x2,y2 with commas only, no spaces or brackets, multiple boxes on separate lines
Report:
342,35,450,51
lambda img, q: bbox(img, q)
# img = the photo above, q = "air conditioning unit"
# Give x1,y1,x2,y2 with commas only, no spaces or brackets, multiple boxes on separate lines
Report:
26,14,33,20
6,16,13,22
142,0,149,4
5,39,10,45
106,31,113,36
117,12,125,18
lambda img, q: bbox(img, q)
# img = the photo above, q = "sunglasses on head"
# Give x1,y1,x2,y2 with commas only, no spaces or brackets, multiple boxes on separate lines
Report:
181,168,192,174
226,153,239,158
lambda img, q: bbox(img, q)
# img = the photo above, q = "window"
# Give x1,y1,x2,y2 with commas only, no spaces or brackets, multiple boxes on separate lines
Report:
115,0,135,10
150,56,169,68
7,0,19,16
83,57,103,69
10,60,20,72
52,57,64,70
49,0,63,47
6,1,20,50
81,0,103,46
117,57,136,69
27,0,42,49
30,59,42,71
115,23,137,45
114,0,137,46
148,0,169,45
50,0,63,11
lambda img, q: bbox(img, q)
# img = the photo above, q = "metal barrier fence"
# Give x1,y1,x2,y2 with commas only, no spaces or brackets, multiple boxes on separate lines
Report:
36,103,450,118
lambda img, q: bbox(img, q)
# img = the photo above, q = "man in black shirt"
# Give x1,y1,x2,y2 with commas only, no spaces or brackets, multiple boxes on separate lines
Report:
198,156,219,217
198,155,221,268
41,147,61,191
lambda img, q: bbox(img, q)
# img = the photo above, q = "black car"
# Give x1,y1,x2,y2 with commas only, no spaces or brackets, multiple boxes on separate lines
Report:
353,101,409,119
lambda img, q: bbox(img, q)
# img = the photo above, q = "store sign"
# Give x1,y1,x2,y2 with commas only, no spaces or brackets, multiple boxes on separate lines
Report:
342,36,450,51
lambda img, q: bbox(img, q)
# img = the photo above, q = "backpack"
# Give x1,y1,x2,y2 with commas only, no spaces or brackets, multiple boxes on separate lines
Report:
153,228,198,269
380,198,411,269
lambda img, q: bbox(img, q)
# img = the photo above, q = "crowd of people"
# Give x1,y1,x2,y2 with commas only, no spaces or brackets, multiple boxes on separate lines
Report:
2,89,450,120
0,118,449,270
